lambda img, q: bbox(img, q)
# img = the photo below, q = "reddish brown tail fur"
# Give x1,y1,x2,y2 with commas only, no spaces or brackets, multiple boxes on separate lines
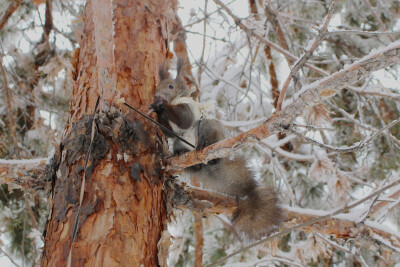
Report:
232,187,285,240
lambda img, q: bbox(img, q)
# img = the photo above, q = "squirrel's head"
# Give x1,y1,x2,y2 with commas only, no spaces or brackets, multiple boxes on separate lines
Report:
154,57,193,103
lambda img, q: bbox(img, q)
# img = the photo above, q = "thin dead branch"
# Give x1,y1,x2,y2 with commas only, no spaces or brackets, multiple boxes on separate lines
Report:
194,213,204,267
0,0,22,31
1,56,20,158
0,246,21,267
166,41,400,171
206,177,400,267
213,0,329,76
264,45,279,108
264,0,294,65
360,0,394,42
276,0,337,111
290,117,400,152
0,159,48,191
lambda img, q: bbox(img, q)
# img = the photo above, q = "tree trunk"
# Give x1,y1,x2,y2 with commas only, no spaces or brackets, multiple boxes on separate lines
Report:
41,0,177,265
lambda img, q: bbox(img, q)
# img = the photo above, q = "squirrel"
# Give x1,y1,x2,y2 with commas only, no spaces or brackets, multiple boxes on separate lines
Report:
149,57,284,240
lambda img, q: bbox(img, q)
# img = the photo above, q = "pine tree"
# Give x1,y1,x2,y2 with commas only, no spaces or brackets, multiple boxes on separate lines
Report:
0,0,400,266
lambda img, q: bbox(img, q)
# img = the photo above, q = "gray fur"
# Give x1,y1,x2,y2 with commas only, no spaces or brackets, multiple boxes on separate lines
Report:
152,59,284,240
185,119,285,240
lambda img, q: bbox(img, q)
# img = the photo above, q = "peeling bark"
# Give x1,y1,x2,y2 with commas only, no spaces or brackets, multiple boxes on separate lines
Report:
41,0,178,265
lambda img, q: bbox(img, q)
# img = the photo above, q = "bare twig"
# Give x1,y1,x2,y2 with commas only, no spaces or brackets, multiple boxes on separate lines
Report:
0,159,48,191
347,85,400,100
293,123,335,131
124,103,195,148
0,247,21,267
371,187,400,217
276,0,337,111
194,213,204,267
23,195,40,231
0,0,22,31
197,0,208,88
1,56,19,158
290,118,400,153
328,101,400,146
329,30,400,36
264,0,294,65
264,45,279,108
166,41,400,171
213,0,329,76
360,0,394,42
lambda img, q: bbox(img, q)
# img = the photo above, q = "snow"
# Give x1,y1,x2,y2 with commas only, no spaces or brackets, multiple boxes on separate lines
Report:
365,221,400,240
0,158,47,165
369,231,400,253
220,117,265,127
284,205,330,217
283,39,400,110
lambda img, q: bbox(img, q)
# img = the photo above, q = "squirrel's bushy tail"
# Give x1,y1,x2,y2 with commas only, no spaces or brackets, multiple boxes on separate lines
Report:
232,187,285,240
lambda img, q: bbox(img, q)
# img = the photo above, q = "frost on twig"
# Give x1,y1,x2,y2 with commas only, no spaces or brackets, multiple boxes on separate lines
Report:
173,178,400,255
206,177,400,267
166,41,400,171
276,0,338,111
0,158,49,191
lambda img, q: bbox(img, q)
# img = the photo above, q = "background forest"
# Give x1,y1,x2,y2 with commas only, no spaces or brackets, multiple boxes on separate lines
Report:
1,0,400,266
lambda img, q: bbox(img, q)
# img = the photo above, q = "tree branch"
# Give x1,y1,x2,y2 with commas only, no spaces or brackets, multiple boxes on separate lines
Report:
0,159,48,191
0,0,22,31
194,213,204,267
205,177,400,266
264,0,294,65
213,0,329,76
290,117,400,152
0,246,21,267
276,0,337,111
174,180,400,266
1,56,19,158
360,0,394,42
166,41,400,172
284,208,400,250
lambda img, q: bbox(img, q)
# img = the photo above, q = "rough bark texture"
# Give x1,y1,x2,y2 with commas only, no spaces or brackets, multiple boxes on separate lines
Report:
41,0,177,266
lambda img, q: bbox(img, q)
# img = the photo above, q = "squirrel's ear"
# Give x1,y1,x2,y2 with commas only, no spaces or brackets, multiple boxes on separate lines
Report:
176,56,187,80
159,62,170,80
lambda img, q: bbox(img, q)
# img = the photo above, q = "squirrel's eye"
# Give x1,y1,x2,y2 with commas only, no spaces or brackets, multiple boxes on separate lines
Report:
168,84,174,89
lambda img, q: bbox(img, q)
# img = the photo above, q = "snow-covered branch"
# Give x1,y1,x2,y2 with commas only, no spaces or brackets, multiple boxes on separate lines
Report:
285,208,400,251
213,0,329,76
0,159,48,191
0,0,22,31
175,180,400,253
276,0,337,111
166,41,400,171
206,177,400,266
